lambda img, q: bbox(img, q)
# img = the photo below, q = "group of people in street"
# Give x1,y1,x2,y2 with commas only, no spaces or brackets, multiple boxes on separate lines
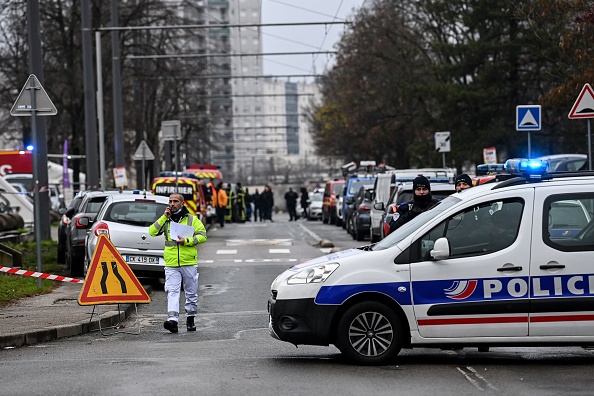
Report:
210,181,276,226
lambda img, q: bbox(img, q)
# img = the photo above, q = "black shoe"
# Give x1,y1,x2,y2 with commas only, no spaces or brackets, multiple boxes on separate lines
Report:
187,316,196,332
164,320,178,333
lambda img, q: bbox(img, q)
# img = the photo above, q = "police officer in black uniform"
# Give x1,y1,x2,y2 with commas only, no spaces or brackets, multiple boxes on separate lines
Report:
389,175,439,234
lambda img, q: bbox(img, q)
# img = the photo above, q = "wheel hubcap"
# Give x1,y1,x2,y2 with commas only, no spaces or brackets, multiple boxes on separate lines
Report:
348,311,393,357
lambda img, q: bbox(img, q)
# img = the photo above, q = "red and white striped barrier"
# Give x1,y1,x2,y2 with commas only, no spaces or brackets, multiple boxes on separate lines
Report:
0,266,84,284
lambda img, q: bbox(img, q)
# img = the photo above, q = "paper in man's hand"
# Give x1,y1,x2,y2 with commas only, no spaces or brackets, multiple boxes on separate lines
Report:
169,221,194,239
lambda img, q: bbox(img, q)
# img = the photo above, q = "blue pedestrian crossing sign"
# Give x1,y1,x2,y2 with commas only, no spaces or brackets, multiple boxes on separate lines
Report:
516,105,541,131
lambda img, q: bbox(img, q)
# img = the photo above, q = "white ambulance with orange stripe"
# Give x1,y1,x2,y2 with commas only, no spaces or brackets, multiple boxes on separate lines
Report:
268,159,594,365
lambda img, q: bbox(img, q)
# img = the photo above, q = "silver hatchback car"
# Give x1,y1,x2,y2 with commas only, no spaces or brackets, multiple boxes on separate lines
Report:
84,193,170,279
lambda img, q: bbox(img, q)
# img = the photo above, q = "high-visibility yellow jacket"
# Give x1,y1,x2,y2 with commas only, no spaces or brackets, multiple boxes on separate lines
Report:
149,212,207,267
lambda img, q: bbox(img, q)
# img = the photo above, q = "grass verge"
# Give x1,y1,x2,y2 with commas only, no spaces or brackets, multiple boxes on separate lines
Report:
0,240,67,307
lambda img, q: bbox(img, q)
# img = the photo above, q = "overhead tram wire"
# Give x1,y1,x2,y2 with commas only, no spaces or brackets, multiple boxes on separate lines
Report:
311,0,345,75
127,51,337,60
96,21,350,32
142,74,324,80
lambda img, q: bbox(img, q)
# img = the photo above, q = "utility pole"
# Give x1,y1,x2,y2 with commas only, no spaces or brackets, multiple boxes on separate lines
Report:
81,0,99,190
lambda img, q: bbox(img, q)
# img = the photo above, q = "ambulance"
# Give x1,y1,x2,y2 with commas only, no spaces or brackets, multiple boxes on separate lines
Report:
268,159,594,365
151,172,207,223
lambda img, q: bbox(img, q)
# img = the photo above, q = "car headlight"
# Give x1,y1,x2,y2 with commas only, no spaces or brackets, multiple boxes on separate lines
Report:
287,263,339,284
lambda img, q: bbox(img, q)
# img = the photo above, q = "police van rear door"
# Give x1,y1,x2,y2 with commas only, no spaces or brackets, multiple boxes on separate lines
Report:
409,188,533,339
530,186,594,337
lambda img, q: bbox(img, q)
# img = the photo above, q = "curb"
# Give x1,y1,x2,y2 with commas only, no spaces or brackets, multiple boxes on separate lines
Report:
0,286,152,349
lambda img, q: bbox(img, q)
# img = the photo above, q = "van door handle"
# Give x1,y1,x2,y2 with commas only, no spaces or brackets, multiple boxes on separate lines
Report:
497,266,522,272
539,264,565,270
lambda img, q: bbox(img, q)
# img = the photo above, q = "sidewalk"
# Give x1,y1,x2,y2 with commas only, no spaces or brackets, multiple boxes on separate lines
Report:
0,282,147,349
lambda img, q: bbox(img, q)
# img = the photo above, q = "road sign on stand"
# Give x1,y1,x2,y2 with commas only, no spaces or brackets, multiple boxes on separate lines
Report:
131,140,155,161
78,235,151,305
161,120,181,141
516,105,541,131
434,131,451,152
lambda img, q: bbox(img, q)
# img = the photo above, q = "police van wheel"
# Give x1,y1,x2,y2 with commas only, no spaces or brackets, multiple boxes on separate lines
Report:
336,301,403,365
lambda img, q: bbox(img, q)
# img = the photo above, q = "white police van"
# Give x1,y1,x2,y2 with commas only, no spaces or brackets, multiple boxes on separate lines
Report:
268,159,594,365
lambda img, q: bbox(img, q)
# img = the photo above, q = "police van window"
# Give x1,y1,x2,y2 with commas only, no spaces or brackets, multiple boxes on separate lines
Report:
415,198,524,260
543,194,594,252
372,195,461,251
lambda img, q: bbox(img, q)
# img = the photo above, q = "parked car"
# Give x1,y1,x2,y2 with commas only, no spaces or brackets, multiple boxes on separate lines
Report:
379,181,457,239
307,190,323,220
322,179,345,224
84,193,169,279
340,176,376,229
548,199,591,239
57,192,87,264
64,190,136,277
348,186,374,241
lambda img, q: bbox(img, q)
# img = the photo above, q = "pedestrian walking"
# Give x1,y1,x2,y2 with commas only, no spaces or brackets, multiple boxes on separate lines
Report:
300,187,309,220
149,193,207,333
284,187,299,221
261,185,274,221
253,189,262,222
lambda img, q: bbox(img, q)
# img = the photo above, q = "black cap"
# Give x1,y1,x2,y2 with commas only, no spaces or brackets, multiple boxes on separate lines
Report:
413,176,430,191
455,174,472,187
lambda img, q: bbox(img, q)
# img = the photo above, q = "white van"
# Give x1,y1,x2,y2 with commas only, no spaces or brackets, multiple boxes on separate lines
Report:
268,159,594,365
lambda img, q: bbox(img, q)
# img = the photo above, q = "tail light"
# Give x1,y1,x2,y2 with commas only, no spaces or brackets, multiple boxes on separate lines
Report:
358,203,372,213
75,215,90,229
94,221,110,238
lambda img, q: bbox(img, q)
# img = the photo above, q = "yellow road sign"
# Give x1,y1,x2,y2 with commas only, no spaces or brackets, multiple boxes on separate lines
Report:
78,234,151,305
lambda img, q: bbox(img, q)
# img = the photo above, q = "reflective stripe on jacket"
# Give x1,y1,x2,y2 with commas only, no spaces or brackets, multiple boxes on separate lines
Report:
149,213,207,267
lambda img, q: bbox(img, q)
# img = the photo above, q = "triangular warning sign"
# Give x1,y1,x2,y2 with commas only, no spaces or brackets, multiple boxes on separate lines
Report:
10,74,58,117
78,235,151,305
569,83,594,119
131,140,155,160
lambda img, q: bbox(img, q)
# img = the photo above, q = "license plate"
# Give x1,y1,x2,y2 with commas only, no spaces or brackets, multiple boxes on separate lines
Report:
126,255,159,264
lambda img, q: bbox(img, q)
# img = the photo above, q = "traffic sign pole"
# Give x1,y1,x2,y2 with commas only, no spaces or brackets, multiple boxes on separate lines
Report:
30,78,43,288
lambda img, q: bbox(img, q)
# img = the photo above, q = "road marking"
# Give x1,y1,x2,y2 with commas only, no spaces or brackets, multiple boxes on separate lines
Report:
226,239,292,246
456,366,498,391
319,248,332,253
298,223,322,243
216,249,237,254
269,249,290,254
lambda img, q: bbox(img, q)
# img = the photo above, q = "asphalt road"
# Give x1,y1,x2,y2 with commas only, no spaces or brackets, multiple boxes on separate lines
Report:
3,219,594,395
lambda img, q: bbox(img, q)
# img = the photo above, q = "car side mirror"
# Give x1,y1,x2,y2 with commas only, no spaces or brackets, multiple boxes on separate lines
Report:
430,237,450,260
65,208,75,218
346,196,354,204
374,202,384,211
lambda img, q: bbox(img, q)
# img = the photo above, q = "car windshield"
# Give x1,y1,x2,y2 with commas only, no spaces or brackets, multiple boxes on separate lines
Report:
348,180,373,195
311,193,323,202
104,201,167,226
332,183,344,195
371,195,462,251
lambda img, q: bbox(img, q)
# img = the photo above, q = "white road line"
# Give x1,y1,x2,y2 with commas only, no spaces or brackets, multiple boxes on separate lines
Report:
456,366,498,392
269,249,290,254
298,223,322,243
319,248,332,253
216,249,237,255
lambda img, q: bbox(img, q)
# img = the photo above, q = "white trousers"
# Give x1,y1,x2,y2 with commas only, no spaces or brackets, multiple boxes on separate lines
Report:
164,266,199,322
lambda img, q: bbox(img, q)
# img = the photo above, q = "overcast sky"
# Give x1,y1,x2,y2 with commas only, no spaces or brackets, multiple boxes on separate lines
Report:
260,0,366,78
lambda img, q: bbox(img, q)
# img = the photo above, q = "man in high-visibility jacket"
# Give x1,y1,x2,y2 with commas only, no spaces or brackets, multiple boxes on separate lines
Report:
213,182,228,227
235,182,246,223
149,193,207,333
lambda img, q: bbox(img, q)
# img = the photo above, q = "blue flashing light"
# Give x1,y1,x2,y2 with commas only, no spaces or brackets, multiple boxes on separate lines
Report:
504,158,548,177
26,145,34,151
476,163,505,173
